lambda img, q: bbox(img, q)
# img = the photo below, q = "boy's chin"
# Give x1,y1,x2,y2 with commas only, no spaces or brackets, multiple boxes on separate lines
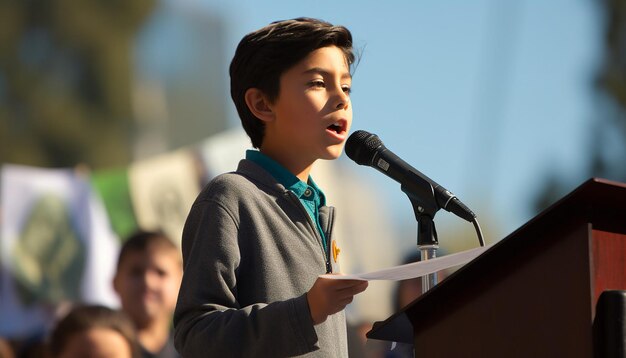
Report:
319,153,342,161
321,146,345,160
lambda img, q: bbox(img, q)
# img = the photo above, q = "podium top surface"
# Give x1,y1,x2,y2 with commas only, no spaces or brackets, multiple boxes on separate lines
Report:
367,178,626,343
514,177,626,235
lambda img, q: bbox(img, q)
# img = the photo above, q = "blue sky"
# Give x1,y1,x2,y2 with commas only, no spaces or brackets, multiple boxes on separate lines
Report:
151,0,603,247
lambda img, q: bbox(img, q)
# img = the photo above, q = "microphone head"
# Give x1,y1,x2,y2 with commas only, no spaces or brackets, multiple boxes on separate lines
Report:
345,130,384,165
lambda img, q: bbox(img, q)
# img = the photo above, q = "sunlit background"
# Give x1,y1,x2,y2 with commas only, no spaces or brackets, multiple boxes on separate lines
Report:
1,0,625,354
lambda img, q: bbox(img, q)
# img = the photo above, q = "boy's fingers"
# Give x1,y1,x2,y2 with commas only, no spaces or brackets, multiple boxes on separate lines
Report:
336,280,368,293
335,283,368,300
355,281,368,293
327,278,368,289
349,285,367,296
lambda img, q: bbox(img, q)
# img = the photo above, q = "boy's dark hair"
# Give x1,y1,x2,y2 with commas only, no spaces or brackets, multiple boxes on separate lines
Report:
48,305,140,358
230,17,355,148
116,230,178,270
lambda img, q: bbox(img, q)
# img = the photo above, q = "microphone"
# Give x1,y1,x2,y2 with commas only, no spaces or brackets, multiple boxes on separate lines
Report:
345,130,476,222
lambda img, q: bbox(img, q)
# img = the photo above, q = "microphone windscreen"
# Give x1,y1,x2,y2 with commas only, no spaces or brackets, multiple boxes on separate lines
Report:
345,130,383,165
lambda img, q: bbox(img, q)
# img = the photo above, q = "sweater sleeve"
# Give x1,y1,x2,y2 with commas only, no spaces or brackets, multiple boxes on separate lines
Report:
173,197,320,357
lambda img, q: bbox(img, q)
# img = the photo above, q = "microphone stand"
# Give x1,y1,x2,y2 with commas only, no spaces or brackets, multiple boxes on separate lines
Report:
404,189,439,294
417,215,438,293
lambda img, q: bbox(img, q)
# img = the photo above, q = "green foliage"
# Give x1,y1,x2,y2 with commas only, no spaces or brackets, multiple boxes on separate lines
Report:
591,0,626,180
0,0,156,168
534,0,626,213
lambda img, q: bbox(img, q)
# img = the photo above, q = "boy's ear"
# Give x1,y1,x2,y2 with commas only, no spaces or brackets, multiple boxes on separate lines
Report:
245,88,275,123
112,272,121,294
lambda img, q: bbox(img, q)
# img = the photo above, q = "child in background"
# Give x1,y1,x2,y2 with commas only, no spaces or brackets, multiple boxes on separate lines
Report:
113,231,182,358
174,17,368,357
0,337,15,358
47,304,140,358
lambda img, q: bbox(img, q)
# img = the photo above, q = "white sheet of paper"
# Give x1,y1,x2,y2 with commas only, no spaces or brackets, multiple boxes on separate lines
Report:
320,245,492,281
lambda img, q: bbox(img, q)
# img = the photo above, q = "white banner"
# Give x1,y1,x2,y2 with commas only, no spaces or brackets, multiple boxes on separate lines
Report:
0,165,120,338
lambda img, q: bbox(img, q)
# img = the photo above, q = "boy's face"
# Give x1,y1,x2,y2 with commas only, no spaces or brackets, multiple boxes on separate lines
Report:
59,328,133,358
263,45,352,163
113,246,182,326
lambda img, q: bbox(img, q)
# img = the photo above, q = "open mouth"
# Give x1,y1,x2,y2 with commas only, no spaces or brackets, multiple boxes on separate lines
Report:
328,124,342,134
327,120,347,135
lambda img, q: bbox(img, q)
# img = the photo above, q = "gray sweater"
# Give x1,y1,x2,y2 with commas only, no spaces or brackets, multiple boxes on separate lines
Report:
174,159,348,357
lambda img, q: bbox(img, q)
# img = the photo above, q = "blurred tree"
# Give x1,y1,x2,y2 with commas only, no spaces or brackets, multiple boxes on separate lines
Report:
0,0,155,168
591,0,626,180
534,0,626,212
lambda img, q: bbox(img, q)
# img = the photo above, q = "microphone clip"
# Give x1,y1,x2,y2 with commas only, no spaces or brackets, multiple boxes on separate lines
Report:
403,186,439,247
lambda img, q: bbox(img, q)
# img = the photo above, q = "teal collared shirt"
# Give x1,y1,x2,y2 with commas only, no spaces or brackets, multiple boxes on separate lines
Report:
246,150,328,252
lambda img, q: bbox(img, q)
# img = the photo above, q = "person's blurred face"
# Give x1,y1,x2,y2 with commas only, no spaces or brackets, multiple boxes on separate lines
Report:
58,328,132,358
113,246,182,327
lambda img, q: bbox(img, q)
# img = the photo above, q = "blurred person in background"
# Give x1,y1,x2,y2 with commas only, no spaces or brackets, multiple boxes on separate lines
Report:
47,304,140,358
113,231,182,358
0,337,16,358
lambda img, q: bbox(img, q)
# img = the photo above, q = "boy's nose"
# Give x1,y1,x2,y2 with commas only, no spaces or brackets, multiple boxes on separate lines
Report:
142,271,159,287
335,100,348,110
334,91,350,110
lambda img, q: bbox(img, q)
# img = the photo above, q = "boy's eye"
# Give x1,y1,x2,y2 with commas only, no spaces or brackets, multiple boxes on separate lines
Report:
130,267,144,277
309,80,325,88
342,85,352,94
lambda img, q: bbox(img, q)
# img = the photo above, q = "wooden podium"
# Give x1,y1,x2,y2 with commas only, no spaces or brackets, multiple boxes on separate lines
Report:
367,178,626,357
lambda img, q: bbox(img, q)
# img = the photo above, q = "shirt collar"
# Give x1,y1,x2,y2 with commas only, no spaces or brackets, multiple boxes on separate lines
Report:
246,150,326,205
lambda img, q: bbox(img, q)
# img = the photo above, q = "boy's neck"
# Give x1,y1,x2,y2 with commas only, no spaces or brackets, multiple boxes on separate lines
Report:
259,147,315,182
136,317,171,353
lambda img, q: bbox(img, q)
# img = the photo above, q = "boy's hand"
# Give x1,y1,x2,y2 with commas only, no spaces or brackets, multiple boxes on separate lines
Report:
306,277,368,325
